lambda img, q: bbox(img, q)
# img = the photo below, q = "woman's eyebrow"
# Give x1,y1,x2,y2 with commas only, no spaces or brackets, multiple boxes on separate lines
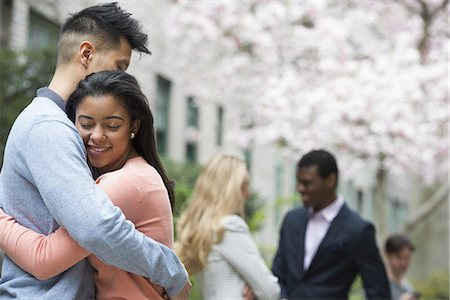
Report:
78,115,93,120
105,116,125,121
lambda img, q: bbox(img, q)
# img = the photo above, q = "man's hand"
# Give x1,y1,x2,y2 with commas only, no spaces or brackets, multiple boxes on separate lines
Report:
243,284,256,300
166,280,192,300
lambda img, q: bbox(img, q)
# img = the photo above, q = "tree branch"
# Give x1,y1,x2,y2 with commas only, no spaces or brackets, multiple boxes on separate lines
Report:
393,0,418,14
430,0,449,19
402,183,449,233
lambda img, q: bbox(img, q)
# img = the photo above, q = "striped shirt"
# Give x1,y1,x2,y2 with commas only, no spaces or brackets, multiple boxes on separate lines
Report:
197,215,280,300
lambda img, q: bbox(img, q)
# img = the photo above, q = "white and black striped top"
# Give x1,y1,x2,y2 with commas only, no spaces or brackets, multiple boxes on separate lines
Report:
197,215,280,300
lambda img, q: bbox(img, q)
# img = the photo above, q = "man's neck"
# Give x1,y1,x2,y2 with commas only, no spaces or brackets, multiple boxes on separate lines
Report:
314,194,337,212
48,65,83,102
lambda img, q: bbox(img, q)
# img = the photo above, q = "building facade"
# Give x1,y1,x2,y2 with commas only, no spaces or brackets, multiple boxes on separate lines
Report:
0,0,447,285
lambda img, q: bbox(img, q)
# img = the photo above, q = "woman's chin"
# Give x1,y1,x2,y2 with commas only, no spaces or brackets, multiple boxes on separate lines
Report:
90,162,107,170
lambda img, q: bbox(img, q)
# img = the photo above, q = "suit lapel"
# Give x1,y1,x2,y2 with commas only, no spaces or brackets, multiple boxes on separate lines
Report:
292,208,308,280
304,204,349,274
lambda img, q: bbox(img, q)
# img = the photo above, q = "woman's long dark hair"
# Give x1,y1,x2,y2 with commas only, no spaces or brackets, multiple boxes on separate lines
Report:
67,70,175,210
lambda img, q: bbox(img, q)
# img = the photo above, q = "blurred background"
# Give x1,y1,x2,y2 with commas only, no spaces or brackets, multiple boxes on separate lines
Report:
0,0,448,298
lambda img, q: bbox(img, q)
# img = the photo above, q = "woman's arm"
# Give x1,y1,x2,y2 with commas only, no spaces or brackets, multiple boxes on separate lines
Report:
0,208,89,280
0,170,144,281
217,215,280,300
0,167,173,284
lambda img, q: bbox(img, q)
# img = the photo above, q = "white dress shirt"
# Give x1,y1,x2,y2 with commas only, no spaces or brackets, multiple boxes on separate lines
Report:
304,196,344,269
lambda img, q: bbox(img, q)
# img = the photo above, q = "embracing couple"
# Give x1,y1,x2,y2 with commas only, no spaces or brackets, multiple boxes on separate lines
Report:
0,2,191,299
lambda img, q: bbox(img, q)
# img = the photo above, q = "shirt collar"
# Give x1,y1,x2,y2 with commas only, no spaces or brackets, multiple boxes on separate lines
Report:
309,196,344,223
37,87,66,111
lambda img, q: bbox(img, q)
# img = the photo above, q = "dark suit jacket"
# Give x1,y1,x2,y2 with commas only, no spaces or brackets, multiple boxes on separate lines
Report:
272,203,391,300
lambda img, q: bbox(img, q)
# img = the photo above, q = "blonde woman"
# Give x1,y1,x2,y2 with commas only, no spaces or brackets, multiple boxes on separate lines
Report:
176,154,280,300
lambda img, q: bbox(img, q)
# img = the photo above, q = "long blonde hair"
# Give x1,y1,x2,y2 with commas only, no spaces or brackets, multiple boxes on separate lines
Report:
175,154,249,275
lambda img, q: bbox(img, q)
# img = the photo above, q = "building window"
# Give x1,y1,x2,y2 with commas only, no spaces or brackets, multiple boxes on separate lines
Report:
186,143,197,162
216,106,224,146
186,97,199,128
155,75,171,156
243,148,252,175
356,189,364,214
185,96,199,162
28,10,59,49
275,160,284,198
1,0,13,48
389,198,406,232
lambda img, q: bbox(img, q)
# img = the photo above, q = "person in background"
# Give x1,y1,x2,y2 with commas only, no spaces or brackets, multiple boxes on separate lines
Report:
176,154,280,300
272,149,390,299
385,234,420,300
0,70,187,299
0,3,189,299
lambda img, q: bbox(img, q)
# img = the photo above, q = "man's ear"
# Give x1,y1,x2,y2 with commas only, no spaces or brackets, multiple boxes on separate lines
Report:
79,41,95,68
326,174,337,189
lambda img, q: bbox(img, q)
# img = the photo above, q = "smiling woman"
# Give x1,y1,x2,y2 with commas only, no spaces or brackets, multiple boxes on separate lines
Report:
75,94,139,176
0,70,177,299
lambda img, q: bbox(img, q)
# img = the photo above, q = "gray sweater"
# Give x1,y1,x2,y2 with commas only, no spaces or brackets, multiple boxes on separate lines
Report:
0,88,187,299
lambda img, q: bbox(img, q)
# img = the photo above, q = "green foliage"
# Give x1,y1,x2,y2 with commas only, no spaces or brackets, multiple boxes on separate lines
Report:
274,193,298,208
188,275,202,300
245,192,266,232
161,158,202,218
349,276,364,300
415,272,449,300
0,48,56,166
348,272,450,300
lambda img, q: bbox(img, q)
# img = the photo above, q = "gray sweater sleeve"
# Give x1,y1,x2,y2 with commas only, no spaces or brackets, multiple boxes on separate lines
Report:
24,118,187,296
217,215,280,300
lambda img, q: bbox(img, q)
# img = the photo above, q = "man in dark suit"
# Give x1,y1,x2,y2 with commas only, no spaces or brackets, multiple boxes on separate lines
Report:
272,149,390,299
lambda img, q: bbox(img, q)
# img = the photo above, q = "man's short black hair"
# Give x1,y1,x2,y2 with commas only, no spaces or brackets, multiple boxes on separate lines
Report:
385,234,415,254
297,149,339,184
58,2,150,63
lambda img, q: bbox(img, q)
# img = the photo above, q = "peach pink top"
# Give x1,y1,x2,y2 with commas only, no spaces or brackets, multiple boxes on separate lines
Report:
0,156,174,300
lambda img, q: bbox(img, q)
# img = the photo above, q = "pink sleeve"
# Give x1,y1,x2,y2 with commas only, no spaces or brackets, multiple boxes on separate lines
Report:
98,170,174,248
0,208,89,280
96,174,140,223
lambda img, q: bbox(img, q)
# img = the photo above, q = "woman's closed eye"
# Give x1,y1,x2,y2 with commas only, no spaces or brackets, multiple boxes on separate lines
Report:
106,125,121,130
80,123,94,129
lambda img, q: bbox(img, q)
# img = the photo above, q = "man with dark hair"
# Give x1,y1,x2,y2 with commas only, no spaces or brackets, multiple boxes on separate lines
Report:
385,234,418,300
272,149,390,299
0,3,190,299
57,2,150,66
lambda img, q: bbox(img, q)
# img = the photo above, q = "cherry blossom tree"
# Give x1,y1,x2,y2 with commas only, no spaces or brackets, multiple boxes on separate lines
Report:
167,0,448,236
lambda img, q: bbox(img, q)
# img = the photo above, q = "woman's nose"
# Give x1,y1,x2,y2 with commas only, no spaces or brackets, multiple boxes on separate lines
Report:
90,127,106,141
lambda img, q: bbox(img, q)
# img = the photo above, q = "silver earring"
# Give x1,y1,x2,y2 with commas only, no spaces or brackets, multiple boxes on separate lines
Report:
130,132,135,139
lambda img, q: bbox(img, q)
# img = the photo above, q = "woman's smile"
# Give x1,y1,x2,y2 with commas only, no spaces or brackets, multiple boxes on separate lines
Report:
75,94,138,173
87,145,110,153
